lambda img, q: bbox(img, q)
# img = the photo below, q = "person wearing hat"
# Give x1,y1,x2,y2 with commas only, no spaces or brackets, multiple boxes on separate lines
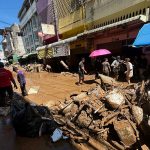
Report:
0,62,17,106
14,67,27,96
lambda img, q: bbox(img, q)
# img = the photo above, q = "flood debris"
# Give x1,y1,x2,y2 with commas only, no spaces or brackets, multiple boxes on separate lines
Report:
51,76,150,149
12,93,58,138
11,76,150,149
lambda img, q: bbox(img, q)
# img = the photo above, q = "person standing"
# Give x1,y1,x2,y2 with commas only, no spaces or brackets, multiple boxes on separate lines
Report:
46,64,52,73
0,62,17,106
78,58,87,85
125,58,133,84
102,58,111,76
111,56,121,80
14,67,27,96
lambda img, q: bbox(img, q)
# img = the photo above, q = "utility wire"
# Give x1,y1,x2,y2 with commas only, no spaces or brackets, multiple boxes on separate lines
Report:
0,20,11,25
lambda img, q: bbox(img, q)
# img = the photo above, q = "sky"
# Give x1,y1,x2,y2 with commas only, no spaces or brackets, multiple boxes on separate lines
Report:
0,0,24,49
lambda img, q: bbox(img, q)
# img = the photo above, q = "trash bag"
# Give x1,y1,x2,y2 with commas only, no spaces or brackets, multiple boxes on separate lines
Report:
13,103,57,137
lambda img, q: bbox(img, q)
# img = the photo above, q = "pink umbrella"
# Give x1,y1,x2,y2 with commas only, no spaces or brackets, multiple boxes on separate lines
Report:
89,49,111,57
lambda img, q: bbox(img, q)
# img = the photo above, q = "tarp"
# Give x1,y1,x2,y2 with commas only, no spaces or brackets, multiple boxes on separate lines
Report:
133,23,150,47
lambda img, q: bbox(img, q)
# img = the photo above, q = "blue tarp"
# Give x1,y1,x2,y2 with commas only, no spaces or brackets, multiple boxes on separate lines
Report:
133,23,150,47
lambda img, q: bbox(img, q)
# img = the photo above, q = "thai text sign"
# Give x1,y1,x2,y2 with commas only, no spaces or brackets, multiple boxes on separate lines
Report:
41,24,55,35
52,44,70,57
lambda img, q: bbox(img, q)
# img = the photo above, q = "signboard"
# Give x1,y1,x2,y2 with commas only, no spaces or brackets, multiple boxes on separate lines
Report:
52,44,70,57
41,24,55,35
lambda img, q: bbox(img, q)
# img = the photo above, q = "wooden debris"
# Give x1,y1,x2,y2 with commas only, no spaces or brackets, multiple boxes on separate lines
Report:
53,77,150,149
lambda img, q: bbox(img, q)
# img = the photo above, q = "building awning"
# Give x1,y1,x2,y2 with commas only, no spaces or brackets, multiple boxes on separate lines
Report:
22,52,37,59
36,15,146,52
37,49,45,59
43,34,62,45
133,23,150,47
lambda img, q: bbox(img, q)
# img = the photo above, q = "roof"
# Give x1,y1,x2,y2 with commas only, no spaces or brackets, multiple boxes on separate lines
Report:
133,23,150,47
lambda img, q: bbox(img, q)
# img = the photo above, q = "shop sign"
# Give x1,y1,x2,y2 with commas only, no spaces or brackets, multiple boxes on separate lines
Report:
52,44,70,57
41,24,55,35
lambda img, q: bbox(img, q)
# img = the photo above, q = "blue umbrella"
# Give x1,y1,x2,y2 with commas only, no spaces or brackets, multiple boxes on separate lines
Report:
133,23,150,47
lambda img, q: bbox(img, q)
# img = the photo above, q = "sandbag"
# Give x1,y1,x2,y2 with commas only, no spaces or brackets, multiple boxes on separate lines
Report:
105,90,125,109
132,105,143,125
114,120,136,147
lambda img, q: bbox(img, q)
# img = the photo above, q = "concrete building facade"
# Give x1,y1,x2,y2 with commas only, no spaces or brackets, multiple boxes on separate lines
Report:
2,24,25,60
18,0,42,54
0,50,5,63
37,0,150,69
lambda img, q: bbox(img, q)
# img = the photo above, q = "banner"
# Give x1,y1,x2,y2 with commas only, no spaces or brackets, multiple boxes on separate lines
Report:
52,44,70,57
41,24,55,35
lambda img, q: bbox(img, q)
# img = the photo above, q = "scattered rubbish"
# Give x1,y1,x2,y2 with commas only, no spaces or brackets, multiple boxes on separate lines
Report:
51,75,150,149
12,93,57,137
51,128,63,142
11,75,150,149
105,89,125,109
28,86,40,94
114,120,136,147
132,105,143,125
0,107,10,116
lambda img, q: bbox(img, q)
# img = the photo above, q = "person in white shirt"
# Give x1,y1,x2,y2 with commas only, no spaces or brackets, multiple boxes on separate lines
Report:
111,56,121,80
125,58,133,84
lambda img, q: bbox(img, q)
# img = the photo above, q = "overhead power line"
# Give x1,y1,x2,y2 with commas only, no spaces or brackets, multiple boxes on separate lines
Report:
0,20,11,25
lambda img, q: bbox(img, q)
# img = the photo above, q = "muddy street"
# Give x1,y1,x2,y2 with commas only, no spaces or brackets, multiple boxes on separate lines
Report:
0,71,150,150
14,71,98,105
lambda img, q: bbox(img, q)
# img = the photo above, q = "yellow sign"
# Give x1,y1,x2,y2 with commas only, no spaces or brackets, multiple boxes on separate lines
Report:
38,49,45,59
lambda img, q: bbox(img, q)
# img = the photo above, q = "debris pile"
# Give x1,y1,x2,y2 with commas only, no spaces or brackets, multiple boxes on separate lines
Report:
52,75,150,150
12,93,58,138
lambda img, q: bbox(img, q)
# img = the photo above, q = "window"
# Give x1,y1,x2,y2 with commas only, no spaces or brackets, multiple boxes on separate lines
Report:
129,13,131,18
139,9,142,14
32,16,37,28
126,14,128,19
136,11,138,15
33,32,39,42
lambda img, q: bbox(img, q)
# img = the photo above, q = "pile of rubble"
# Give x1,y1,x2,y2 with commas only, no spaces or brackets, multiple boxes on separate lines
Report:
52,74,150,150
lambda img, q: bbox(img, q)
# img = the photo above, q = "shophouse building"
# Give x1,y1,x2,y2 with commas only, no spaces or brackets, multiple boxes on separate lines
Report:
18,0,42,54
1,24,25,61
37,0,150,69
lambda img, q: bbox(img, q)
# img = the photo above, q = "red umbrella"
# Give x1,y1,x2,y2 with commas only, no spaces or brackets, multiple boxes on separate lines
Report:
89,49,111,57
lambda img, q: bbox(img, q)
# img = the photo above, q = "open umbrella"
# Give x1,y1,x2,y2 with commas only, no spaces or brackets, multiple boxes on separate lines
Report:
89,49,111,57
